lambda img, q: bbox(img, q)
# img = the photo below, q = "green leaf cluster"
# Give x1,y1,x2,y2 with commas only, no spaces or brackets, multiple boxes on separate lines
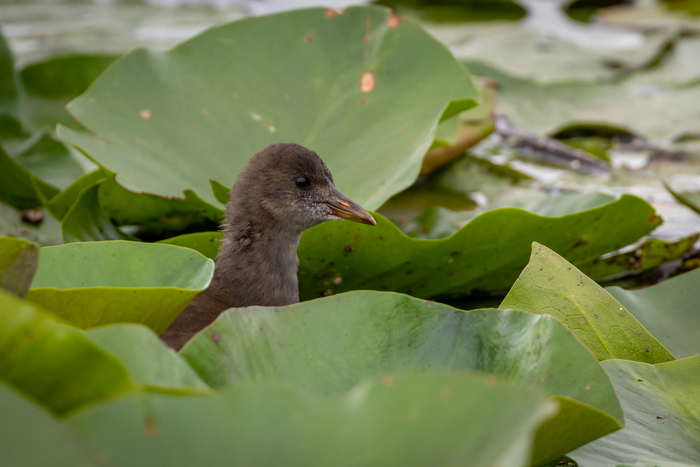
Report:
1,5,699,467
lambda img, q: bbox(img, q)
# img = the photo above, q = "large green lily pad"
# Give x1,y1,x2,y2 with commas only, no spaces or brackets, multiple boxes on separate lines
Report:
58,6,477,211
181,292,624,465
85,324,211,394
0,289,132,414
500,243,674,363
571,356,700,467
68,372,557,467
297,194,660,300
26,241,214,333
607,268,700,359
0,236,39,297
0,381,99,467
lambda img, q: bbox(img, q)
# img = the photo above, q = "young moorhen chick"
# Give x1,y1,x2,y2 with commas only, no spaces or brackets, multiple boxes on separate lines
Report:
162,143,376,350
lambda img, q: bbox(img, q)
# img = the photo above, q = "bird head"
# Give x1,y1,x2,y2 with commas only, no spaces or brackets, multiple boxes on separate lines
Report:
229,143,376,234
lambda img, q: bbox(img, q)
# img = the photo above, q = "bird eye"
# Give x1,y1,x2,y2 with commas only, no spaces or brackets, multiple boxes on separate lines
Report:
295,177,310,189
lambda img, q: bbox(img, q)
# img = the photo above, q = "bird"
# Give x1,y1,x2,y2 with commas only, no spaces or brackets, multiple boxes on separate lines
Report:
161,142,376,350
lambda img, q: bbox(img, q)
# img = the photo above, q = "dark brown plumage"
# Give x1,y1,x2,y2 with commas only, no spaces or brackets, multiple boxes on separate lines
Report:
161,143,376,350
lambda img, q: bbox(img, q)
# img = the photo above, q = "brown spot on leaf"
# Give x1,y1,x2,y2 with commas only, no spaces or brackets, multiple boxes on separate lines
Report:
387,12,402,28
440,387,452,401
142,413,159,438
322,289,333,297
140,109,151,119
484,375,497,387
360,71,375,93
649,214,658,223
303,34,313,44
232,92,239,98
201,108,209,115
265,121,276,133
364,33,372,44
343,246,354,256
381,373,394,387
211,332,221,344
325,8,338,17
360,97,367,105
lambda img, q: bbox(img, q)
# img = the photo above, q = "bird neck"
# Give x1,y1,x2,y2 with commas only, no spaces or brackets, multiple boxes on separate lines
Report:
208,208,303,308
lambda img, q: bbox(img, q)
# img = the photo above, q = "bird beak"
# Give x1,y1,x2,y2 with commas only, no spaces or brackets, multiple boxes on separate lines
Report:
326,183,377,226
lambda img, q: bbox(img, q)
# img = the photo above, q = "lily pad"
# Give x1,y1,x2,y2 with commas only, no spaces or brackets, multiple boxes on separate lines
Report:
46,167,110,220
0,236,39,297
157,231,222,260
16,52,117,131
452,23,670,85
0,202,63,246
26,241,214,333
500,243,674,363
297,194,660,300
61,181,139,243
58,6,477,211
0,25,18,118
85,324,211,393
597,2,700,34
607,267,700,359
0,380,99,467
68,372,556,467
466,61,700,141
525,192,615,217
571,356,700,467
20,54,117,100
628,36,700,87
374,0,526,23
580,235,699,282
0,289,132,414
0,142,48,209
5,129,84,193
665,181,700,216
97,177,223,236
182,292,624,465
